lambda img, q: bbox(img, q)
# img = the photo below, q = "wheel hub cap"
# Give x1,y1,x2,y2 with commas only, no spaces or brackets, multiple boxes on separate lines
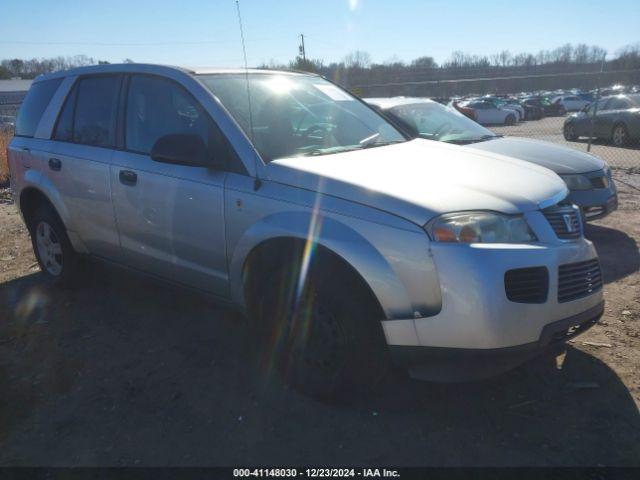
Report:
35,221,63,276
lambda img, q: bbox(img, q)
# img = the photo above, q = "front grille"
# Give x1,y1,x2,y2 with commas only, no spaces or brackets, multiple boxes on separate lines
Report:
505,266,549,303
543,204,582,240
558,259,602,303
589,175,609,189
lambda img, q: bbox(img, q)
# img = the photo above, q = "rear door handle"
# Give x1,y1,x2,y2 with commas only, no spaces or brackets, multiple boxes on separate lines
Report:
48,158,62,171
119,170,137,186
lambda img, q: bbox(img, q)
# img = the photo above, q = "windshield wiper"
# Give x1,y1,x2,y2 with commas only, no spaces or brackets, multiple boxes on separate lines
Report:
302,139,404,156
360,140,405,149
445,134,502,145
359,132,380,147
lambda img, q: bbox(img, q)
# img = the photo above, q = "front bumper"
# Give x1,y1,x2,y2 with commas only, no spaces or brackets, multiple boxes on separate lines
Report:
381,232,603,346
390,301,603,381
570,191,618,221
566,172,618,221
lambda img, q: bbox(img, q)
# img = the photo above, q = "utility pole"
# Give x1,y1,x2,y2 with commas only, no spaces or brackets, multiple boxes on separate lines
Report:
299,34,306,62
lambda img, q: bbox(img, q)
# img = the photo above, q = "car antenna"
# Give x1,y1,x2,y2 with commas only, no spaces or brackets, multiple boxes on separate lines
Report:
235,0,261,191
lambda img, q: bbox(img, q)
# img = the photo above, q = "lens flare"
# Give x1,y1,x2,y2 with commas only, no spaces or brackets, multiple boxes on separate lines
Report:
258,182,326,384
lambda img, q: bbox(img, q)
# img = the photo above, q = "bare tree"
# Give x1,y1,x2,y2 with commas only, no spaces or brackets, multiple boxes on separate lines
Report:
343,51,372,68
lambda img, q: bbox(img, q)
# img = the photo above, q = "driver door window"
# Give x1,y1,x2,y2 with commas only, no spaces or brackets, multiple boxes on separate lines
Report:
126,75,209,155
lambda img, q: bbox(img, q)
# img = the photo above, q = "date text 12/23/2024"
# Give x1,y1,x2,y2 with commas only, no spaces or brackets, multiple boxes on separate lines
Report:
233,469,400,478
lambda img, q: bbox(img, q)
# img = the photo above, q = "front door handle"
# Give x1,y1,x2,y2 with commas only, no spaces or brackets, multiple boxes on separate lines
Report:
48,158,62,171
119,170,137,186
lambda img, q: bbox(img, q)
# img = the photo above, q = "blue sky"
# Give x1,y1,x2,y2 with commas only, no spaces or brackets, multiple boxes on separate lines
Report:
1,0,638,67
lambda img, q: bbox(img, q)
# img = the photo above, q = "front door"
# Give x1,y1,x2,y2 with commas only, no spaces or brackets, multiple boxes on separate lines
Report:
110,74,229,296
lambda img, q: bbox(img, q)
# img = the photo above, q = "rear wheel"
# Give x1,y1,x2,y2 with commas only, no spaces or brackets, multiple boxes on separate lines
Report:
252,258,390,398
505,114,516,126
558,106,567,116
611,123,629,147
28,204,79,286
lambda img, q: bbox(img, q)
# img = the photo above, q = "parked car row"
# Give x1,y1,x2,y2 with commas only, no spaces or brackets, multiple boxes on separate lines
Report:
7,65,614,397
448,92,578,125
443,86,639,147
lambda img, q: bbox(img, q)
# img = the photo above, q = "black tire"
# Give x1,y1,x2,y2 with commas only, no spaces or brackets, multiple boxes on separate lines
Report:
563,123,578,141
611,123,629,147
251,258,390,398
28,204,79,286
558,106,567,116
505,114,516,126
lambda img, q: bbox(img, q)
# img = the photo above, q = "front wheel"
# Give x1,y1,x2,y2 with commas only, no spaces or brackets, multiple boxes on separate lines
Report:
28,204,79,286
505,114,516,126
253,261,390,398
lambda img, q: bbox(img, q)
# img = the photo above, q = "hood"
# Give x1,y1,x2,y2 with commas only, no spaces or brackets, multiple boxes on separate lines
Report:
466,136,605,174
267,139,568,225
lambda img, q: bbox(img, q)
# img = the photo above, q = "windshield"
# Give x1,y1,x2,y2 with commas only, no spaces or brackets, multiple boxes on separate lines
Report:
388,102,496,143
198,73,405,162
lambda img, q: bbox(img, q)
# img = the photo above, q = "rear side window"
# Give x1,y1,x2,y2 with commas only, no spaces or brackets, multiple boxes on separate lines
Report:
73,76,121,147
15,78,62,137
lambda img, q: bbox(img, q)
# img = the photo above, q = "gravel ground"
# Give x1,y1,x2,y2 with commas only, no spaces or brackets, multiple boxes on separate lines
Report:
0,179,638,467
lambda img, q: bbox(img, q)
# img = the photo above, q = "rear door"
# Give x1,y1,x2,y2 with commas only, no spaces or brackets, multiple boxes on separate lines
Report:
48,75,123,259
110,74,231,296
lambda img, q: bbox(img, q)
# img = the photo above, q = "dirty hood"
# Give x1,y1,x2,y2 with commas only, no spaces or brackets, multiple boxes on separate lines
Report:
267,139,568,225
465,136,605,174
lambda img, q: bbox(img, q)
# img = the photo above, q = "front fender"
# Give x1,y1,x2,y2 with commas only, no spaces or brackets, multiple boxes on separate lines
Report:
229,210,416,321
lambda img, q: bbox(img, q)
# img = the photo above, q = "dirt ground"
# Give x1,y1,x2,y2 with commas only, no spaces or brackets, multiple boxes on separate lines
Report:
0,175,638,467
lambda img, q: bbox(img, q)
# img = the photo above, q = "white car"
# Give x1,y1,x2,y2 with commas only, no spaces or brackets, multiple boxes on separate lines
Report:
457,99,519,125
551,95,590,113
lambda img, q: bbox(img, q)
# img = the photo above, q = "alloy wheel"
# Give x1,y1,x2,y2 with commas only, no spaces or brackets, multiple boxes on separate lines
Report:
612,125,627,146
35,221,63,276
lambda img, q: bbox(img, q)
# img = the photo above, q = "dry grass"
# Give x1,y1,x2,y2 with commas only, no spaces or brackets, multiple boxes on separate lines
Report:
0,129,12,184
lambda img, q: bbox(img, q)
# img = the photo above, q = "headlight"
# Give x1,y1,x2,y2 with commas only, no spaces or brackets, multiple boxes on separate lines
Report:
561,174,592,191
426,212,537,243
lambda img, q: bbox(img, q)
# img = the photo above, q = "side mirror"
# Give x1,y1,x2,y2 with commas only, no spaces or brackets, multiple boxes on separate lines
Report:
150,134,210,167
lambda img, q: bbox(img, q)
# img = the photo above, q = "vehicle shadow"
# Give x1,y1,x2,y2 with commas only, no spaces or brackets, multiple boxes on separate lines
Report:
585,223,640,283
0,265,638,466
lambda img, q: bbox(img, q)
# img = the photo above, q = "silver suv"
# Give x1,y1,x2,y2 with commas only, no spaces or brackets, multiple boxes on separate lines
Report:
8,64,604,396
